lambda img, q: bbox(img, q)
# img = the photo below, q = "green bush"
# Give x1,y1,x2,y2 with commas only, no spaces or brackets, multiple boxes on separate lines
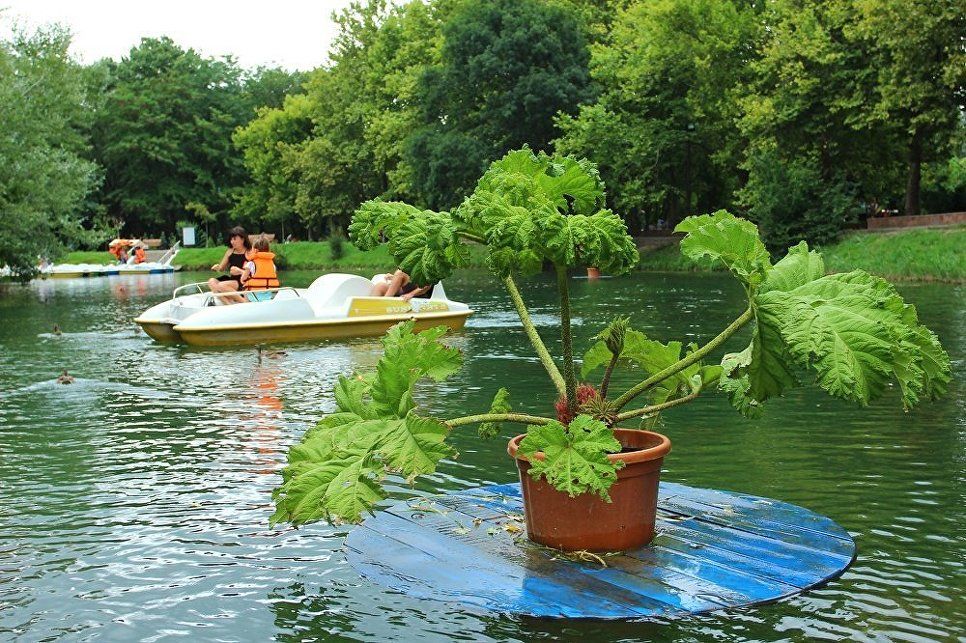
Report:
740,147,860,254
328,228,347,261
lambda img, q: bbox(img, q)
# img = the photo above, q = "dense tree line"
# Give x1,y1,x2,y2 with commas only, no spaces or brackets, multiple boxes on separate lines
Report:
0,0,962,276
236,0,965,251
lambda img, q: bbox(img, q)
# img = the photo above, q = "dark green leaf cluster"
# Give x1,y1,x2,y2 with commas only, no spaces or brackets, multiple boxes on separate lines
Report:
271,322,462,526
458,149,639,275
348,201,469,285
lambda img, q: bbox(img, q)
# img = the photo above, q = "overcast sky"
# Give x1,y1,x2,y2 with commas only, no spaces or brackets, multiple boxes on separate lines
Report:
1,0,358,70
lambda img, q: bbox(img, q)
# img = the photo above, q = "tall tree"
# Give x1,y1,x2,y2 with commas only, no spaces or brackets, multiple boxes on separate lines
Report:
846,0,965,215
92,37,248,234
233,0,447,235
0,24,102,277
407,0,592,209
556,0,760,230
736,0,887,251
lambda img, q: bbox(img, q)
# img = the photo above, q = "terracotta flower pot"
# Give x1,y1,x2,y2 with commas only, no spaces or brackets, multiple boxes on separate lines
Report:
507,428,671,552
586,267,602,279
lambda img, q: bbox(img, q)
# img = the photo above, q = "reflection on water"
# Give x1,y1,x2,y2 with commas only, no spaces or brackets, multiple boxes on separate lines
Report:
0,270,962,641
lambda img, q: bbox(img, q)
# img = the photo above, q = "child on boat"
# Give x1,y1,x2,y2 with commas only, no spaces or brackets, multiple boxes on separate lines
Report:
242,236,280,298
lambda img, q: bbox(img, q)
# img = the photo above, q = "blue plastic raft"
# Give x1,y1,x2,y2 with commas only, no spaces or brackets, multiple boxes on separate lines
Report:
345,482,856,619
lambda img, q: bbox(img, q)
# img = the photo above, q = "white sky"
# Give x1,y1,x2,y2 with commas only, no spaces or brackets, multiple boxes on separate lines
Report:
0,0,358,70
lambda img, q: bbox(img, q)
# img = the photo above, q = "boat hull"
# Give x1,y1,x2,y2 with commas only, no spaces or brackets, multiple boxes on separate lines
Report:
174,310,472,347
136,320,184,343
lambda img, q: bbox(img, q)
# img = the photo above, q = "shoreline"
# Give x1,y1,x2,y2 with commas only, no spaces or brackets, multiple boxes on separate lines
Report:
45,226,966,285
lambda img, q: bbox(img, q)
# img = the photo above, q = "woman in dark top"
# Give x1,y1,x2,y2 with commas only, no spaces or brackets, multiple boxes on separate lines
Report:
207,227,252,303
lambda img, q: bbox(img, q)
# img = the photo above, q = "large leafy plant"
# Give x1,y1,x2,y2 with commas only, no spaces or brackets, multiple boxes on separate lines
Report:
272,148,950,526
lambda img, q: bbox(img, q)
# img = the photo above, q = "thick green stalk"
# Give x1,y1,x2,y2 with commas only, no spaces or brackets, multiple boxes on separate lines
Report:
446,413,554,428
614,386,702,423
600,353,619,399
503,274,566,396
612,306,754,412
556,265,578,416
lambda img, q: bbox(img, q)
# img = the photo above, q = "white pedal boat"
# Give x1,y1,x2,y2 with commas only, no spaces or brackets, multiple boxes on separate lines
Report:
134,273,473,347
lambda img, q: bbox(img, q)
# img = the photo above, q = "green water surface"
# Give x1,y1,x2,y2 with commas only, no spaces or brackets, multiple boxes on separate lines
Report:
0,271,962,641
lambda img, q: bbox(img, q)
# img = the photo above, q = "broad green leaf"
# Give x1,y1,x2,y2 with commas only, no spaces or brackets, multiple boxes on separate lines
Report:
371,322,462,417
333,374,375,419
760,241,824,293
348,200,422,250
518,415,622,500
272,322,464,526
271,447,385,526
378,413,455,481
674,210,771,285
388,210,469,285
567,210,640,274
722,242,951,414
478,388,512,439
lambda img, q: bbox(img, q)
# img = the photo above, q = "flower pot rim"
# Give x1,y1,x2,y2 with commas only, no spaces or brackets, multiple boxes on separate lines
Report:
507,427,671,466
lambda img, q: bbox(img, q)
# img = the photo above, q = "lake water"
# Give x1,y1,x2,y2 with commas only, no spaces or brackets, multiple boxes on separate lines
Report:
0,270,962,641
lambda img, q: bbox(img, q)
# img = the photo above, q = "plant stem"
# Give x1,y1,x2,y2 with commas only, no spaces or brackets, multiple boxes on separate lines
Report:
446,413,554,428
556,265,578,416
612,306,754,412
503,274,567,397
614,386,702,423
600,353,619,399
457,231,486,244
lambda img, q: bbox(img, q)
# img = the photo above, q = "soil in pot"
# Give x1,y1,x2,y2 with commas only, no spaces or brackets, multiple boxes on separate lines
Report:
507,428,671,552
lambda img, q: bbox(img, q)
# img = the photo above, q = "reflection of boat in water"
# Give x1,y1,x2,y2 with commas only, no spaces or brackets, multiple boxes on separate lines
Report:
135,273,473,347
40,243,181,279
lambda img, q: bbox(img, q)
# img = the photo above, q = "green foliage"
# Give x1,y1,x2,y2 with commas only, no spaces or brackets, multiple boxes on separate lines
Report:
349,201,469,285
582,328,717,403
674,210,772,285
518,415,623,500
478,388,512,439
555,0,760,228
710,239,952,415
91,37,252,233
0,24,104,278
407,0,592,208
328,229,346,261
738,146,860,254
272,322,462,525
457,148,639,275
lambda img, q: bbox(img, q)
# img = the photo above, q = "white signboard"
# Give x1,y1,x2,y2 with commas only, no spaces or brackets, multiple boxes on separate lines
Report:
182,226,196,246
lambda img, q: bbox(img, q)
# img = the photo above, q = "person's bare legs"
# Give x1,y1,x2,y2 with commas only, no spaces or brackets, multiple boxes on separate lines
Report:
383,270,410,297
207,278,246,304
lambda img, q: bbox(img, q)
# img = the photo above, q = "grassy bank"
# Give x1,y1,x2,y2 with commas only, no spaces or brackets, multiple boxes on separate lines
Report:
638,226,965,282
818,227,965,282
61,227,965,282
64,242,489,272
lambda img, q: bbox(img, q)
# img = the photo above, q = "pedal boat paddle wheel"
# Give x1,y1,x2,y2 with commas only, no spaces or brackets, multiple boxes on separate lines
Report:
134,273,472,347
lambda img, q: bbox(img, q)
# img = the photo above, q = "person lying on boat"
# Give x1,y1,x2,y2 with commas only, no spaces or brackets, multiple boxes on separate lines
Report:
371,269,434,300
241,236,280,296
208,226,251,304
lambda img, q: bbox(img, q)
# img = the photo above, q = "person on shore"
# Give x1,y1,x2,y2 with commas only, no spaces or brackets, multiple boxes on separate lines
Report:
208,227,251,304
241,236,280,295
370,269,434,300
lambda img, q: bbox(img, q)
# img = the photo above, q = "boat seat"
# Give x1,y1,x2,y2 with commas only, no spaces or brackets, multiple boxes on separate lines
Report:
247,291,274,303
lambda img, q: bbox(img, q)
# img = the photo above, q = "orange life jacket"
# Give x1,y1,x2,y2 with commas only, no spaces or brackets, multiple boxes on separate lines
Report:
245,251,280,290
134,247,146,264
